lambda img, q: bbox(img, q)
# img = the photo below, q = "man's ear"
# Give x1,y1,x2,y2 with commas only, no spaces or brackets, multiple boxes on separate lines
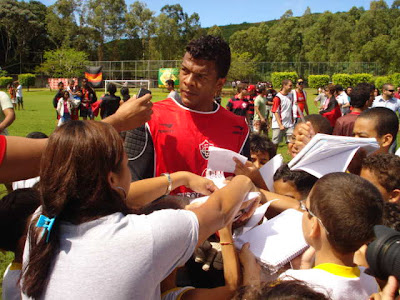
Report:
107,171,117,189
309,217,321,239
389,189,400,204
380,133,393,149
216,78,226,91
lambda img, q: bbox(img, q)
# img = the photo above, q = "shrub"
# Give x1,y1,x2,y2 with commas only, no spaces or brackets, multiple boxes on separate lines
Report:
18,73,36,91
332,73,353,87
0,77,13,88
271,72,298,89
351,73,373,85
308,75,330,89
374,76,390,90
389,73,400,87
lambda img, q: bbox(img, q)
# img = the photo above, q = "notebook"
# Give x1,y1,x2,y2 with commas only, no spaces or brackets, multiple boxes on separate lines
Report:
207,146,248,173
235,209,308,269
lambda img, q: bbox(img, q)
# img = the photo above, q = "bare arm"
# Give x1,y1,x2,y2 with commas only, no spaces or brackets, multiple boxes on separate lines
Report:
126,171,217,208
0,108,15,132
181,225,240,300
0,137,47,182
254,106,265,123
274,111,284,130
188,175,254,246
259,188,301,219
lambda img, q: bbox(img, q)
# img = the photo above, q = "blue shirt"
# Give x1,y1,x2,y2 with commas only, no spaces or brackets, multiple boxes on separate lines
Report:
372,96,400,114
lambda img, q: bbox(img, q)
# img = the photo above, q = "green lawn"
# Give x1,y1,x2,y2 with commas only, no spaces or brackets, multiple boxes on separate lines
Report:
0,87,320,291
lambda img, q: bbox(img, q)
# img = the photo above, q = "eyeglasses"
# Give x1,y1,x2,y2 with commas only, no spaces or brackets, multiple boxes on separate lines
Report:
300,200,330,235
388,90,395,92
298,82,304,85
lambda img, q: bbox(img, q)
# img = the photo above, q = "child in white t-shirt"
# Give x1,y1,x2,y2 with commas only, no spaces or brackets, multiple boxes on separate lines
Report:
279,172,383,300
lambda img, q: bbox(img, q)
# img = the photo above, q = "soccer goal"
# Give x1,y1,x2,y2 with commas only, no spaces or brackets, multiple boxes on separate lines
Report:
104,80,151,94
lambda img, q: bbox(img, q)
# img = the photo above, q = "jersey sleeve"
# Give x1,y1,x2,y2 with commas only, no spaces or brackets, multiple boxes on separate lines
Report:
226,98,233,111
271,96,281,113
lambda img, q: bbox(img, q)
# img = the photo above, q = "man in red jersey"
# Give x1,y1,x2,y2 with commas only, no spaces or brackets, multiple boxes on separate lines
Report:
123,36,250,197
291,78,309,123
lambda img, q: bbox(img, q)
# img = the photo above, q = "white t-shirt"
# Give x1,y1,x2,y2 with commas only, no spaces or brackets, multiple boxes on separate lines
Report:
167,90,181,101
12,176,40,190
2,263,21,300
336,92,350,116
271,92,294,129
22,210,199,300
0,91,14,135
280,264,378,300
16,85,22,98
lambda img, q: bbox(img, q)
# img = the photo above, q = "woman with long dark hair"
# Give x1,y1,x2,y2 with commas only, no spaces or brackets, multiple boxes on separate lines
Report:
21,121,256,299
319,84,341,127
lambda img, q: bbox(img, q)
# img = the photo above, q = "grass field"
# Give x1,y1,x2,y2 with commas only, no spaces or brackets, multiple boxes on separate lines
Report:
0,87,326,291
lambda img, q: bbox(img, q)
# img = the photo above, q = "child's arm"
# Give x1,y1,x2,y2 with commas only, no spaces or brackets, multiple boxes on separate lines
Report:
233,157,268,190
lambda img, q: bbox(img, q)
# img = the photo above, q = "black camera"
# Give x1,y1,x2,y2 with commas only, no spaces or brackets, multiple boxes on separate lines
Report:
366,225,400,281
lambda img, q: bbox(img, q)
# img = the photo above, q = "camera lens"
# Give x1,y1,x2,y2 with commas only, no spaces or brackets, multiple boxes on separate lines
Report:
366,225,400,281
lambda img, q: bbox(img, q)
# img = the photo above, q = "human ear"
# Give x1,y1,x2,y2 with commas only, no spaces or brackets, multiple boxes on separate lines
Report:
215,78,226,92
107,171,118,189
389,189,400,204
380,133,393,148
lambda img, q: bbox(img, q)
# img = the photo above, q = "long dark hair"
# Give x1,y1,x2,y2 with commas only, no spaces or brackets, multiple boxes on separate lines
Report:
22,121,131,298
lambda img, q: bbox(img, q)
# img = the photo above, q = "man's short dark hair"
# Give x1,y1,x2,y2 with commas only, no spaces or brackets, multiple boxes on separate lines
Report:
356,82,375,93
362,153,400,194
383,202,400,232
382,83,393,91
358,107,399,144
186,35,231,79
106,83,117,94
335,84,344,92
350,86,370,108
26,132,48,139
281,79,292,87
273,164,318,199
165,79,174,88
302,114,333,135
249,134,276,159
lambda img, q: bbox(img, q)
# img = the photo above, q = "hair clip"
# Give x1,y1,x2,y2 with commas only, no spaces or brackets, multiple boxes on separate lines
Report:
36,214,56,243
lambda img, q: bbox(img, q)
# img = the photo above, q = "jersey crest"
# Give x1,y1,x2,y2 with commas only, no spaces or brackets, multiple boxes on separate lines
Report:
199,139,214,160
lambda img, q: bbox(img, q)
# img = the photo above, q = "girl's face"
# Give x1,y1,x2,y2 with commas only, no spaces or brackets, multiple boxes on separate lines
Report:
63,92,69,99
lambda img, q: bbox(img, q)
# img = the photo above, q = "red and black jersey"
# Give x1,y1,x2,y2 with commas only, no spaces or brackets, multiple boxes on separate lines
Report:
226,94,250,117
246,95,255,117
147,98,249,196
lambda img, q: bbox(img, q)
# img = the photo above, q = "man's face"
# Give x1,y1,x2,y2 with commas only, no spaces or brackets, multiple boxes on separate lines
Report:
179,52,224,111
288,124,300,158
353,117,387,152
297,81,304,90
397,87,400,93
58,84,64,91
250,151,270,169
360,168,390,202
283,81,293,93
383,85,394,98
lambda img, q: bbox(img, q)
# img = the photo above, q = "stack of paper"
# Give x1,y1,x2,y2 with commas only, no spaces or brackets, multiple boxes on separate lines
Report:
235,209,308,269
288,134,379,178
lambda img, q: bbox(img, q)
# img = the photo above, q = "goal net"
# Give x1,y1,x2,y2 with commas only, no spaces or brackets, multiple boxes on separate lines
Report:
104,80,151,95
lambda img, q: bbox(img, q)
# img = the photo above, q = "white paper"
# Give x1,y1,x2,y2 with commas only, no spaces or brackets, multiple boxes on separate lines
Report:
288,134,379,178
235,209,308,268
190,192,260,205
207,146,248,173
259,154,284,192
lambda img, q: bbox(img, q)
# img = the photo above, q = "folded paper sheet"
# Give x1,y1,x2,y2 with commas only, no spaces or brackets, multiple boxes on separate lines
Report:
235,209,308,268
207,146,248,173
259,154,284,192
288,134,379,178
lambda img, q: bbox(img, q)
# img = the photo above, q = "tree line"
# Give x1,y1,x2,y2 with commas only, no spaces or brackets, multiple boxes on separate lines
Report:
1,0,400,75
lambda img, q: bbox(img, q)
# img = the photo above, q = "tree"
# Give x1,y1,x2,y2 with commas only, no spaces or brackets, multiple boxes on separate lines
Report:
303,6,311,16
370,0,389,10
207,25,222,37
392,0,400,9
228,52,258,81
125,1,155,59
36,48,88,78
86,0,126,60
281,9,293,19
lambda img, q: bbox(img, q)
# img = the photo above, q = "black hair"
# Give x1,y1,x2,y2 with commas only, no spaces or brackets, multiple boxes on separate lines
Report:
361,153,400,193
335,84,344,92
249,134,276,159
106,83,117,95
186,35,231,78
350,86,370,108
273,164,318,199
0,188,40,252
120,87,130,102
165,79,174,88
359,107,399,144
356,82,375,93
26,132,48,139
383,202,400,232
303,114,333,135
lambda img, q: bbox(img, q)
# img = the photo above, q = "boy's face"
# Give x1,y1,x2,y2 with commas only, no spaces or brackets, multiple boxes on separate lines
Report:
250,151,270,169
288,125,300,158
353,117,390,153
360,168,390,202
273,179,303,200
301,197,314,246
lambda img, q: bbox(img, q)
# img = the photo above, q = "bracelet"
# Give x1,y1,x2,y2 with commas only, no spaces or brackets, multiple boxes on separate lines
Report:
161,173,172,195
220,242,234,246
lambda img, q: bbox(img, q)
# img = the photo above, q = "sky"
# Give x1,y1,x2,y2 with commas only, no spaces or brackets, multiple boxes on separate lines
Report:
39,0,395,27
